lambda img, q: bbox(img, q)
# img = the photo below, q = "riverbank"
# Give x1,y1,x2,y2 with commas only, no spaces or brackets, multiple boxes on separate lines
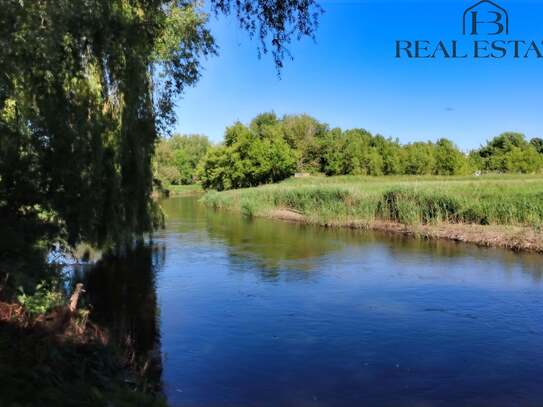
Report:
0,287,166,406
201,175,543,253
166,184,203,196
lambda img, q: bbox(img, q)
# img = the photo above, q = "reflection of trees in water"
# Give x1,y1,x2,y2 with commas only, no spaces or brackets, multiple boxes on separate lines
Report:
207,215,337,271
382,232,543,281
76,243,165,389
162,196,543,282
207,212,543,281
162,196,344,277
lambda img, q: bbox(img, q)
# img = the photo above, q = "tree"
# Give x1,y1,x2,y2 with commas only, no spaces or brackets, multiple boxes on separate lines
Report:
320,128,347,175
433,138,468,175
530,138,543,154
342,129,373,175
475,132,543,173
401,142,436,175
282,114,327,172
0,0,321,258
154,134,210,185
372,135,402,175
198,120,297,190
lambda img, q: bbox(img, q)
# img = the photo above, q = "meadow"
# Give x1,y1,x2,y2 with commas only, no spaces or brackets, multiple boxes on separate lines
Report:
201,174,543,251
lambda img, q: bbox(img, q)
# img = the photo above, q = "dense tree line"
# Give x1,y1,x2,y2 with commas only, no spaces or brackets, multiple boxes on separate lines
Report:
154,135,210,186
197,114,299,190
470,133,543,174
186,113,543,191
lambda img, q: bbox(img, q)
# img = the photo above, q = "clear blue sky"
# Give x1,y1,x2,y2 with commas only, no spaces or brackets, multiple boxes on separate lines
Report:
174,0,543,150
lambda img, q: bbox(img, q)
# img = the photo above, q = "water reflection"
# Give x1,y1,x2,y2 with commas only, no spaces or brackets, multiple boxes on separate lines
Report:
72,244,165,389
160,196,543,281
155,197,543,407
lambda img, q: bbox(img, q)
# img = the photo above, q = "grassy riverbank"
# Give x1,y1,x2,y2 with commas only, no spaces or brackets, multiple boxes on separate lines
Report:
166,184,203,196
201,175,543,252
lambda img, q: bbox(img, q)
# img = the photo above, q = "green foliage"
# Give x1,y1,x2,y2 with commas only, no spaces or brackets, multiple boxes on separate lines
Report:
198,120,299,191
154,134,210,186
434,138,470,175
201,175,543,228
320,128,347,175
374,135,403,175
473,132,543,173
0,0,320,269
530,138,543,154
195,113,543,191
0,0,214,251
402,142,436,175
17,280,65,315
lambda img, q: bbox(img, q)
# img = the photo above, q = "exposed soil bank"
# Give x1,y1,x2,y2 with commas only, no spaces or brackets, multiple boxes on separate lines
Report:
267,208,543,253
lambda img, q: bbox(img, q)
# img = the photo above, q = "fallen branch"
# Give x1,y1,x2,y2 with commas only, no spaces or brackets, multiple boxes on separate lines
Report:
68,283,85,313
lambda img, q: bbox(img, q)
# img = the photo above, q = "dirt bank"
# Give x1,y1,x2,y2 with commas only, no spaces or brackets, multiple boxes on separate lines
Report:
267,208,543,253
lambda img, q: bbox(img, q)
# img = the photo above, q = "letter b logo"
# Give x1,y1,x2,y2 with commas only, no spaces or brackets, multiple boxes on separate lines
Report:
469,11,504,35
463,1,509,36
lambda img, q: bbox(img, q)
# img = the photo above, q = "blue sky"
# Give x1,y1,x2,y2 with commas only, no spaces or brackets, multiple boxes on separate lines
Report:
173,0,543,150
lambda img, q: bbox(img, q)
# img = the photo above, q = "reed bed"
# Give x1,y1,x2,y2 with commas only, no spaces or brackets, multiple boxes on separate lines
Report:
201,175,543,229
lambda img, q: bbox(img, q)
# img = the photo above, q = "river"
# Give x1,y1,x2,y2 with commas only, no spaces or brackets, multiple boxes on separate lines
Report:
81,196,543,407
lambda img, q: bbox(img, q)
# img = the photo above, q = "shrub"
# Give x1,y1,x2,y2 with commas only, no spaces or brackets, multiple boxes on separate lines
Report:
17,280,65,315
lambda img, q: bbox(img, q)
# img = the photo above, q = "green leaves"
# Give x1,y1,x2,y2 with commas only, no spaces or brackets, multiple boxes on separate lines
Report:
154,134,211,186
198,115,300,190
17,280,65,315
1,0,321,257
196,110,543,193
474,132,543,173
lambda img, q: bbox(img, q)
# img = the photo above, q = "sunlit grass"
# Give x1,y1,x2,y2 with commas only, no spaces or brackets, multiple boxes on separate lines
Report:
201,175,543,227
166,184,203,196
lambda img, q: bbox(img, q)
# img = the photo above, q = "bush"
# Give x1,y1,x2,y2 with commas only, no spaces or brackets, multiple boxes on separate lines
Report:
17,280,65,315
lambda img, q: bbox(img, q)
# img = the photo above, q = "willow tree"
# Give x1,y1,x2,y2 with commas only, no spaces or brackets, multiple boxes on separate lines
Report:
0,0,321,258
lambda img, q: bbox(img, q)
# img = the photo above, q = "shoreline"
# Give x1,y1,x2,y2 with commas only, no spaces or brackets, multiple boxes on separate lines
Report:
200,175,543,254
265,208,543,253
0,298,165,406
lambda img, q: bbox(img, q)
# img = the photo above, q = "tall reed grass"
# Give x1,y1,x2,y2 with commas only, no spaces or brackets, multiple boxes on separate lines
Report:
201,175,543,228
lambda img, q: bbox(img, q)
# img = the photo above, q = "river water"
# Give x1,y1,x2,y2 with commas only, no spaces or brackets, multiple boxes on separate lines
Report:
83,196,543,407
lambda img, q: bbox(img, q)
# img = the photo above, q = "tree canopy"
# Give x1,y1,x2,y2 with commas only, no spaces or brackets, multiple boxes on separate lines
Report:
475,132,543,173
0,0,321,258
195,113,543,191
198,113,298,190
154,134,211,186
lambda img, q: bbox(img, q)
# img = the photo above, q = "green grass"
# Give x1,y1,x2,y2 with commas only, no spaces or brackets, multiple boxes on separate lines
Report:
166,184,203,196
201,174,543,228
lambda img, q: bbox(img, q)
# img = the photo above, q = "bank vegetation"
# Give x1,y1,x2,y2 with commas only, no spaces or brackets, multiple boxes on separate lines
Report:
202,175,543,252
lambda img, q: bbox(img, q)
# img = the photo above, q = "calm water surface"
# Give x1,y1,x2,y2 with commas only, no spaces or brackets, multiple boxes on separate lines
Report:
86,196,543,407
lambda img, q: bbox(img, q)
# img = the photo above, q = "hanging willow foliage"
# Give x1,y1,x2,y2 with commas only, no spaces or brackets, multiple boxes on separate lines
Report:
0,0,320,253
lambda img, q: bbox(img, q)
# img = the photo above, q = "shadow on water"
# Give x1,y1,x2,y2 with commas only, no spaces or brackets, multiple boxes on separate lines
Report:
71,243,166,390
